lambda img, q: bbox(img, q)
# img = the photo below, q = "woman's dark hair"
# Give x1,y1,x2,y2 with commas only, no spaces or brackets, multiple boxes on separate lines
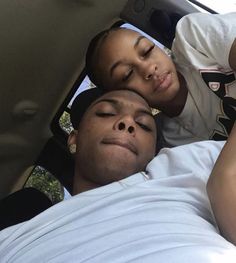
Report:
85,27,122,88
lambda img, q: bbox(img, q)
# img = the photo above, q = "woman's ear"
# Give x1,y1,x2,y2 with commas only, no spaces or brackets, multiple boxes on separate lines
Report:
67,130,78,154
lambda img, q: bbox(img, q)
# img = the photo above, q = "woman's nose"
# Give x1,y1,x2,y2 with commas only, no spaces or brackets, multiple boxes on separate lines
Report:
142,63,158,81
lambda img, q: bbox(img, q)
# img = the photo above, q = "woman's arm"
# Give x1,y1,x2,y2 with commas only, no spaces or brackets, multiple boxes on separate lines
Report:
207,123,236,244
229,38,236,71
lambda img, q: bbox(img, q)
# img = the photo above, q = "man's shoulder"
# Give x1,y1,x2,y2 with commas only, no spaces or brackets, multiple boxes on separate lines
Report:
156,110,209,148
146,140,225,183
157,140,225,156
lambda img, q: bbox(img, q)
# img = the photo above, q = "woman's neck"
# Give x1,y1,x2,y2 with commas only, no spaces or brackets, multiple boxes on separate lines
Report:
160,72,188,117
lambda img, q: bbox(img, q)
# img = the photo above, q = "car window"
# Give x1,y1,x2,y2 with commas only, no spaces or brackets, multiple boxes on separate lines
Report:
188,0,236,13
24,166,65,204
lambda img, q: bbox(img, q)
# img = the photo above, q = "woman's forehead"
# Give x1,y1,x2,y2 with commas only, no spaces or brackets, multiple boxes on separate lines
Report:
96,29,143,71
107,28,141,43
115,28,140,36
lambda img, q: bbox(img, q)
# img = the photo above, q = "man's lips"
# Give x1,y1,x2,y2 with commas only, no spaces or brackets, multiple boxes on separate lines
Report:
101,138,138,155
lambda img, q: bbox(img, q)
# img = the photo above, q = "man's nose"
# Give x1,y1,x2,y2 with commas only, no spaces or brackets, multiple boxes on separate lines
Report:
114,116,136,135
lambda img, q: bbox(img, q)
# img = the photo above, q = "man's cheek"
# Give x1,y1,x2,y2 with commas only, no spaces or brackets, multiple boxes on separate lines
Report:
82,122,98,134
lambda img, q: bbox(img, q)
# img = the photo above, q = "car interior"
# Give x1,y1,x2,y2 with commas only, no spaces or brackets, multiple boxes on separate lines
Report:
0,0,221,227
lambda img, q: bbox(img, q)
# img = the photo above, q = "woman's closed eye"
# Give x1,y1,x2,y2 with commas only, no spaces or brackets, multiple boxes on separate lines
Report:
143,45,155,58
121,45,155,82
122,69,133,82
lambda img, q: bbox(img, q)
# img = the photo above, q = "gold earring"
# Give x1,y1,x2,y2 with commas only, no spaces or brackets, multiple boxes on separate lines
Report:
69,144,76,154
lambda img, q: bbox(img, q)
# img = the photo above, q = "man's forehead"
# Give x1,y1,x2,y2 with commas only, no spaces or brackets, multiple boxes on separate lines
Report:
91,90,150,110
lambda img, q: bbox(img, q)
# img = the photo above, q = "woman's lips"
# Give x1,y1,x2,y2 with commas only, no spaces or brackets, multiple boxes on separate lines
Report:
154,72,172,92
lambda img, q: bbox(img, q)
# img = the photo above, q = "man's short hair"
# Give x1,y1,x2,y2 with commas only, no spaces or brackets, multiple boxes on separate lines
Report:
70,88,105,129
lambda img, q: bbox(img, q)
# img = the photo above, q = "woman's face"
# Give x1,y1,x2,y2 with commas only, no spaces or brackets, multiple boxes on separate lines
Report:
94,29,180,109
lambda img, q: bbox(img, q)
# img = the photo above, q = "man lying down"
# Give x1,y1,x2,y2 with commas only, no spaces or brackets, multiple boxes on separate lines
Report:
0,88,236,263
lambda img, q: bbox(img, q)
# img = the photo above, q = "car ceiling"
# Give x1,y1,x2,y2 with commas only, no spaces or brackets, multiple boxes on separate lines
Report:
0,0,129,197
0,0,199,198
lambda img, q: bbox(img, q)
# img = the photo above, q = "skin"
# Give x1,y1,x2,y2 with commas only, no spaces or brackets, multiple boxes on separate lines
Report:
94,28,188,117
204,37,236,243
68,90,157,195
207,123,236,245
229,38,236,71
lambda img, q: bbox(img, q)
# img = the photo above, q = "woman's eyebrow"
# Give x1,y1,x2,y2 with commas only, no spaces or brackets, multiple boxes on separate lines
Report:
134,35,146,49
110,60,123,77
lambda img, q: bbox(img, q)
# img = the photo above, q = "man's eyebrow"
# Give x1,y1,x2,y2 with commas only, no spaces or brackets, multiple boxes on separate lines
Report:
92,98,154,118
137,109,155,121
92,98,118,107
109,35,146,77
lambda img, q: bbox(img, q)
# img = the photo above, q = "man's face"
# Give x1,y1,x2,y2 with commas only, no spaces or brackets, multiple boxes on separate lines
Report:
95,29,180,109
74,90,157,186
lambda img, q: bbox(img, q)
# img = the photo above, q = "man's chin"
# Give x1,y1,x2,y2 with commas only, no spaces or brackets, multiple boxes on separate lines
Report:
100,161,139,183
103,143,138,158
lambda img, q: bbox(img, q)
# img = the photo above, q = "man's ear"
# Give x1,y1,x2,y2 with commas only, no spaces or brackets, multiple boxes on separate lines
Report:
67,130,78,154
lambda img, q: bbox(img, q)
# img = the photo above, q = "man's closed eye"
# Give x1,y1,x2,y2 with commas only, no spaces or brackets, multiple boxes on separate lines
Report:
96,112,115,117
137,122,152,132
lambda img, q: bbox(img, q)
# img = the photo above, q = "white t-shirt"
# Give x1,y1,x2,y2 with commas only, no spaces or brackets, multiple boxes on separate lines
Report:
1,140,236,262
161,12,236,147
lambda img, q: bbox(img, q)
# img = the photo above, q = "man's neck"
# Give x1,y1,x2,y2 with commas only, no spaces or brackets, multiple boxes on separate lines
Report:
159,72,188,117
73,175,100,195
